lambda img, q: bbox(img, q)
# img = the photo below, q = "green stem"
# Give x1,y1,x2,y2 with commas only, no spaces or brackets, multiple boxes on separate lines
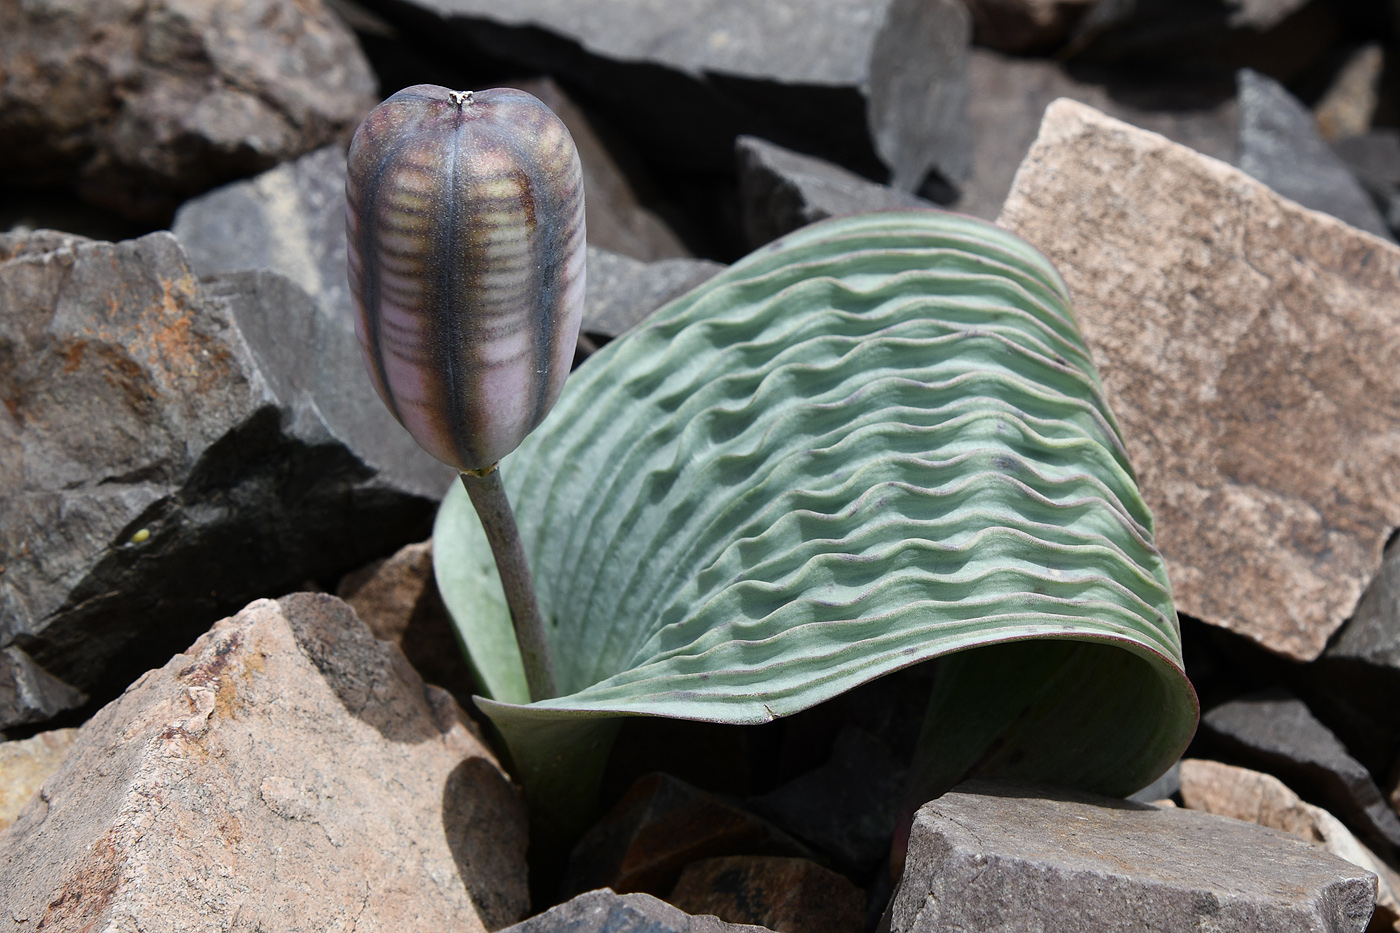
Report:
459,467,558,701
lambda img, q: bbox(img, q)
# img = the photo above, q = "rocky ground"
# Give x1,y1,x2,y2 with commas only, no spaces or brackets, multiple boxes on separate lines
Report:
3,0,1400,930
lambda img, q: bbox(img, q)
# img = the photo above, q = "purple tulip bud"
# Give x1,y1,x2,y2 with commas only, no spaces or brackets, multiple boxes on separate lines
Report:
346,84,586,472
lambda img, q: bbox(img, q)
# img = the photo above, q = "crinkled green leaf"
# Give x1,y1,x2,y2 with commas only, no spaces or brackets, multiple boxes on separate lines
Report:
433,210,1198,839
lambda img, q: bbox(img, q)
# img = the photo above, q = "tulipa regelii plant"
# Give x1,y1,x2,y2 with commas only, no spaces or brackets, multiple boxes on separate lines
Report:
433,209,1198,850
347,84,585,703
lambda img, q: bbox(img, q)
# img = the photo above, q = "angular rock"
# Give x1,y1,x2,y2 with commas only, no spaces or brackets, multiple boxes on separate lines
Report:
582,248,725,339
562,773,812,899
1333,130,1400,239
735,136,936,250
669,856,865,933
961,0,1093,53
0,230,445,729
998,99,1400,662
514,77,690,262
1200,690,1400,856
168,161,453,500
0,646,87,729
337,540,478,707
366,0,973,193
890,779,1379,933
1334,130,1400,201
171,145,355,332
501,888,770,933
0,593,529,929
959,49,1238,220
1180,758,1400,930
1300,535,1400,782
1236,69,1393,241
339,540,434,643
0,727,76,831
0,0,376,221
747,726,906,875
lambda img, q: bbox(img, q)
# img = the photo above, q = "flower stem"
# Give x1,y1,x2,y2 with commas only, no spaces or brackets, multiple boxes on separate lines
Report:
459,467,558,701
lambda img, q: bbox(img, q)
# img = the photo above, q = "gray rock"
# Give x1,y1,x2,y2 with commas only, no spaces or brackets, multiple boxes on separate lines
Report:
0,230,444,729
1332,129,1400,238
1237,69,1394,241
890,779,1379,933
1328,540,1400,671
1332,130,1400,196
503,888,771,933
1201,689,1400,857
0,594,530,931
0,647,87,730
959,49,1238,220
205,268,452,499
172,145,354,340
1296,536,1400,784
0,0,377,221
736,136,936,249
583,248,725,339
364,0,973,193
747,726,906,875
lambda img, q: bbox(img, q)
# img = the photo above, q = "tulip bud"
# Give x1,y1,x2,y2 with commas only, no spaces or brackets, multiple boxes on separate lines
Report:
346,84,586,472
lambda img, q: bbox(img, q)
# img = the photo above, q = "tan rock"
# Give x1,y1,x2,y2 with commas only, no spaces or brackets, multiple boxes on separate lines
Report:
1315,43,1384,142
337,540,480,707
339,540,435,643
0,728,76,831
0,593,528,932
1181,759,1400,930
998,99,1400,661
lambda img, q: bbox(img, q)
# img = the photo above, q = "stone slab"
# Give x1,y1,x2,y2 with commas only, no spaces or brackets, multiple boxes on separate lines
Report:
1180,758,1400,930
890,779,1378,933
